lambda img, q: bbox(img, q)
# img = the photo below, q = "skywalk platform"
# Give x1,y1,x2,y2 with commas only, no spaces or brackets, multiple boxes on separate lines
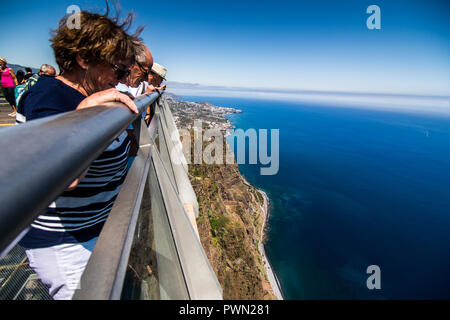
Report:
0,96,15,126
0,93,221,300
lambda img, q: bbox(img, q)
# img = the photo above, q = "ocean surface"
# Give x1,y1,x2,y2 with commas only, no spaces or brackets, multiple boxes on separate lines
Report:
182,94,450,299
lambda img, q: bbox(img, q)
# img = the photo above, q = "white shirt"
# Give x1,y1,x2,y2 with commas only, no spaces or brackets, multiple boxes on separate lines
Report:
116,81,148,98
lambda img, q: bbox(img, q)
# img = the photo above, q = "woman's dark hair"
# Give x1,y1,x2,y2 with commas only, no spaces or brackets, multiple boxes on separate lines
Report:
50,3,143,74
16,70,25,84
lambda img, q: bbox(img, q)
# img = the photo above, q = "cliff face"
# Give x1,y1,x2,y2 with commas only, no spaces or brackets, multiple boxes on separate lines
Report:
166,97,276,300
188,143,276,300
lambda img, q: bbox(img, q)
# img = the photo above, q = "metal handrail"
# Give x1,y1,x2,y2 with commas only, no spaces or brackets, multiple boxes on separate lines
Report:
0,92,160,257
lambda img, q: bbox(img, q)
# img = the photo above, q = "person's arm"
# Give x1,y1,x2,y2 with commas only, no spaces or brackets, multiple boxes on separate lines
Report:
144,105,151,125
66,168,89,191
144,84,157,94
144,83,166,94
10,68,18,86
76,88,138,112
66,88,138,190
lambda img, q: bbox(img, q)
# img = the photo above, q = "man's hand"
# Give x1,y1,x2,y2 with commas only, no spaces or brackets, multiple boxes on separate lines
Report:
77,88,138,114
144,84,157,94
144,83,166,94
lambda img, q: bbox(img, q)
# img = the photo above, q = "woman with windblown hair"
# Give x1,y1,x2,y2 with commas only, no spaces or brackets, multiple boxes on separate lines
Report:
17,7,143,300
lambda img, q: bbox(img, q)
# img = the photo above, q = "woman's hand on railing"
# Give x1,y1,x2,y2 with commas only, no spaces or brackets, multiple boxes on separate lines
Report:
76,88,138,114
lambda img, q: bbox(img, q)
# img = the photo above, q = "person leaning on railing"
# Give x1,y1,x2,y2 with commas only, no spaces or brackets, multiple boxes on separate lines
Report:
143,62,167,124
115,41,154,157
116,40,153,97
115,40,166,126
147,62,167,92
15,7,141,300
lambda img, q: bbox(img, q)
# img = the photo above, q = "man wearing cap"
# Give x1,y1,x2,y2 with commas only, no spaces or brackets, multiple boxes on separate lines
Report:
145,62,167,93
143,62,167,124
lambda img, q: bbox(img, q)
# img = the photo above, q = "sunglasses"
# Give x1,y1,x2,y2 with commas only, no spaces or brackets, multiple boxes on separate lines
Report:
110,64,131,80
136,61,151,78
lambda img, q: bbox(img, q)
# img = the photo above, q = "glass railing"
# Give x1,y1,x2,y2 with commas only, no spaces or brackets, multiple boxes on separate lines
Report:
121,152,190,300
0,94,222,300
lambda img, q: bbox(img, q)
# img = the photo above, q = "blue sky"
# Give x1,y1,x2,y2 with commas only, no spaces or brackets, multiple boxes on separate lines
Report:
1,0,449,95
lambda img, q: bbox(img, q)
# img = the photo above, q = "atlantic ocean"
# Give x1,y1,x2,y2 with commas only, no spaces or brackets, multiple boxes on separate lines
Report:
181,94,450,299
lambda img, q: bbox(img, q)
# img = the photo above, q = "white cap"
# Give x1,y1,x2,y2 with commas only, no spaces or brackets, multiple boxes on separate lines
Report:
151,62,167,80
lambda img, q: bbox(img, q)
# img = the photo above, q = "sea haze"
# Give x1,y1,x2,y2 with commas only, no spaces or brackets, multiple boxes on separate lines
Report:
180,93,450,299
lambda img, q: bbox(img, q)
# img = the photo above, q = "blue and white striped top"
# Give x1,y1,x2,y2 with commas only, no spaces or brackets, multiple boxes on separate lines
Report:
17,76,130,248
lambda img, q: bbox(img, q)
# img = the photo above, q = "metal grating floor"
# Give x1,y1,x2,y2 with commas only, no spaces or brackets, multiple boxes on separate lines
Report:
0,245,51,300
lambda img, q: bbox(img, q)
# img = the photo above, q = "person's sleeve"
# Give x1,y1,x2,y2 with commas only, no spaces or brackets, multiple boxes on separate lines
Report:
116,83,131,94
23,90,71,121
28,104,69,120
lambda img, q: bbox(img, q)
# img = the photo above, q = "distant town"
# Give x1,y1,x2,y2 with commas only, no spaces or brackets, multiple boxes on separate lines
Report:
166,93,242,131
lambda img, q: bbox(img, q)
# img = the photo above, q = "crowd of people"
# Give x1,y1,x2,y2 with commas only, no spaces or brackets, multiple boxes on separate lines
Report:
1,4,168,300
0,60,59,117
1,36,166,121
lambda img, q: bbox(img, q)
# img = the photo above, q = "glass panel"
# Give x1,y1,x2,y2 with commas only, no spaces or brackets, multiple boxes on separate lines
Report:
121,175,160,300
149,156,189,299
120,156,189,300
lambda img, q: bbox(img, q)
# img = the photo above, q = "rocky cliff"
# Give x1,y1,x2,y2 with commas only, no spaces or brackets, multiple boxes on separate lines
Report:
190,155,276,299
167,97,277,300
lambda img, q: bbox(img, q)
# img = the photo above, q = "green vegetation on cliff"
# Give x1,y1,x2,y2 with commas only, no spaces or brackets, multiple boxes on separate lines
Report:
167,97,276,299
186,133,275,299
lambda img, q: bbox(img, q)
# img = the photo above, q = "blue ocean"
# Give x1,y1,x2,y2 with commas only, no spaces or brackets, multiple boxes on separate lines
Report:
182,94,450,299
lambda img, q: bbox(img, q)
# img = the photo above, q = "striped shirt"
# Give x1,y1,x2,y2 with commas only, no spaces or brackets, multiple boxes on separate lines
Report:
18,76,130,248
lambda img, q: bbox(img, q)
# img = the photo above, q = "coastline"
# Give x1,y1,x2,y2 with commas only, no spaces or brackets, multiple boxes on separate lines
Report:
170,96,284,299
240,175,284,300
222,111,284,299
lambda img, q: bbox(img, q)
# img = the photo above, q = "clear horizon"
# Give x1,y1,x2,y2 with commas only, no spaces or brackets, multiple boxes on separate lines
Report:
1,0,449,96
165,80,450,98
172,89,450,117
